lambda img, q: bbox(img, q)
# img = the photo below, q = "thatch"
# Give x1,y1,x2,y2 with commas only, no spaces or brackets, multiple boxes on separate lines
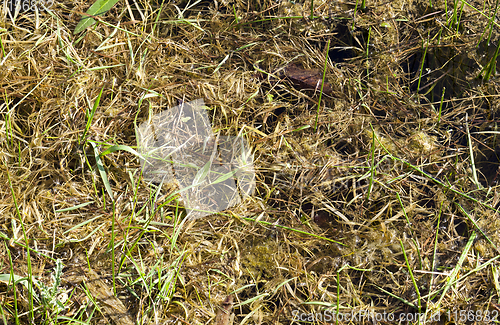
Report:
1,0,500,324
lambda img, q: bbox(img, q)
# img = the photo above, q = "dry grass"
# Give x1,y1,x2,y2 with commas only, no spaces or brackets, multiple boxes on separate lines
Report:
2,0,500,324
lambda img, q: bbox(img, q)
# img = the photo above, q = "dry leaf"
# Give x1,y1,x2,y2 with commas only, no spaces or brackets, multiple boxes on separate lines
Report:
215,295,234,325
282,63,334,96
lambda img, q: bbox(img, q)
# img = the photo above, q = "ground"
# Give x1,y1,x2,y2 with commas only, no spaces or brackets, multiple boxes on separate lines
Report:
1,0,500,324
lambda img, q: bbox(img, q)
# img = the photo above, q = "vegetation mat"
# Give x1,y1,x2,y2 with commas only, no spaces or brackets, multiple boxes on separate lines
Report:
2,0,500,324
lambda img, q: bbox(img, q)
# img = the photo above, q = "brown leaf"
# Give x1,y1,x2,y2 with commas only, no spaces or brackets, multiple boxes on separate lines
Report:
282,63,334,96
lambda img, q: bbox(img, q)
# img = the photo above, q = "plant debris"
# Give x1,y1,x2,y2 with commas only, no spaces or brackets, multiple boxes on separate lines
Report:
215,295,234,325
1,0,500,324
281,63,335,96
64,267,134,325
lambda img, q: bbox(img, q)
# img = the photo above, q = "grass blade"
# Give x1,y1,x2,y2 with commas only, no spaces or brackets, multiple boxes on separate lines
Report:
400,239,421,314
466,113,481,189
435,231,476,307
314,39,330,132
81,87,104,145
74,0,121,34
90,141,114,201
99,144,145,160
55,201,95,213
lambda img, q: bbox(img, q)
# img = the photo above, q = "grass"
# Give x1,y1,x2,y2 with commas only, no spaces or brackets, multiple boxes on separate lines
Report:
314,39,330,132
2,0,500,324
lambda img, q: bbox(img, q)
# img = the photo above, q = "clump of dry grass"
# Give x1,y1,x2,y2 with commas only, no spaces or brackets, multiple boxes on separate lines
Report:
1,0,500,324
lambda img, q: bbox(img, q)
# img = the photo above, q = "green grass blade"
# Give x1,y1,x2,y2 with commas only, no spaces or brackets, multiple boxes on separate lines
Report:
417,36,429,94
437,86,445,125
233,293,270,308
400,239,421,313
81,87,103,145
466,113,481,189
6,164,34,321
373,284,417,309
211,169,238,186
74,0,121,34
55,201,95,213
99,144,145,160
435,231,476,307
367,124,376,200
192,160,212,186
90,142,114,201
314,39,330,132
456,203,499,252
